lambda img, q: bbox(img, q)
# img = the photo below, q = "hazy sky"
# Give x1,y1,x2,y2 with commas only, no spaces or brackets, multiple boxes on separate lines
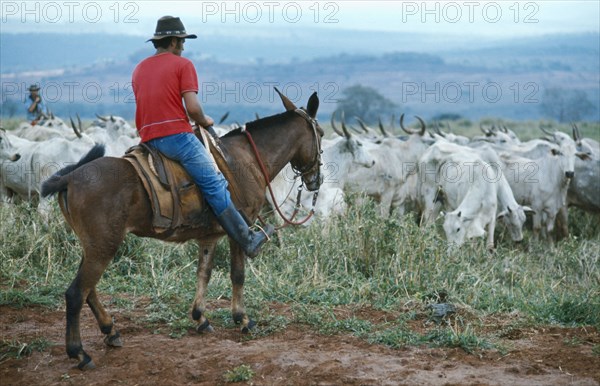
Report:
1,0,599,38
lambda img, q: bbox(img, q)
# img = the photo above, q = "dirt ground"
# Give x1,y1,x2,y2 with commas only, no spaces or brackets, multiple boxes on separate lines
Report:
1,300,599,386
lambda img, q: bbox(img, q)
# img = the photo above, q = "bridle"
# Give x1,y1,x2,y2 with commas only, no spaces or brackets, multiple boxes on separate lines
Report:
289,108,323,188
243,108,323,226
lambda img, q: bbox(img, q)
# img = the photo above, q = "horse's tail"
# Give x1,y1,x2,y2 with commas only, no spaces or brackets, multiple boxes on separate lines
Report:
41,144,106,197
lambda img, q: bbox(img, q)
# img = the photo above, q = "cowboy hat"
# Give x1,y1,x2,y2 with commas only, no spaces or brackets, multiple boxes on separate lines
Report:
28,84,41,92
146,16,197,42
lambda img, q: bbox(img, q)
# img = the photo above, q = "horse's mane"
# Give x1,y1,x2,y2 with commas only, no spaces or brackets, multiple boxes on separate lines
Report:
221,110,297,138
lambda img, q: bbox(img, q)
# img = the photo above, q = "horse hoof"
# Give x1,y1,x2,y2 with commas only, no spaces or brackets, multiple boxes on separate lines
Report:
241,319,256,334
104,332,123,347
196,320,214,334
77,354,96,371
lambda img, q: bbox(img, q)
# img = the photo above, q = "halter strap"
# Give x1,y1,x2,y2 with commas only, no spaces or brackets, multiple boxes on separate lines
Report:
243,109,321,226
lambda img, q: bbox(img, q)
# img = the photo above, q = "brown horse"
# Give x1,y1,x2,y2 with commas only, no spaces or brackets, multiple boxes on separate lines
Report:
41,90,323,370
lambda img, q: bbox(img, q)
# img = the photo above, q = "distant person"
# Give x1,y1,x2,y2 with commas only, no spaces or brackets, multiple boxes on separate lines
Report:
131,16,274,258
24,84,45,124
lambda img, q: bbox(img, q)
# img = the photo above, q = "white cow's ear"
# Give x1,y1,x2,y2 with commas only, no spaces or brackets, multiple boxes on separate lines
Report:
522,206,536,215
576,152,592,161
460,212,475,222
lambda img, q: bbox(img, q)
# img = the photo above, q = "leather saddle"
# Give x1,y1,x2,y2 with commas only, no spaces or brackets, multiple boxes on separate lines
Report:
123,131,234,232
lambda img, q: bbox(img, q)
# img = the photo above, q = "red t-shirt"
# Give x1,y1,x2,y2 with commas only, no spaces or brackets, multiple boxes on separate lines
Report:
132,52,198,142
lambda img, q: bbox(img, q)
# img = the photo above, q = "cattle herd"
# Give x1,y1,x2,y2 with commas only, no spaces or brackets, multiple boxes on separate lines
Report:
265,114,599,250
1,112,598,249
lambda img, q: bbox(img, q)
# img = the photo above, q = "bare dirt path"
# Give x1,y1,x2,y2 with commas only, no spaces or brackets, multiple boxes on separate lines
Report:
1,303,598,385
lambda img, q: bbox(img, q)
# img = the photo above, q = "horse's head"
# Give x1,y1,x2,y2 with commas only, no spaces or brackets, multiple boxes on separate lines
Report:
275,88,324,192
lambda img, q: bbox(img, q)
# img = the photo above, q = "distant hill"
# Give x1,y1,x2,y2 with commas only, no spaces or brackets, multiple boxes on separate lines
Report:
1,31,598,122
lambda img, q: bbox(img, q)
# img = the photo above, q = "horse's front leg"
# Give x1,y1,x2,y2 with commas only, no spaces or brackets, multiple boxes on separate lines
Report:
229,241,255,333
192,240,218,333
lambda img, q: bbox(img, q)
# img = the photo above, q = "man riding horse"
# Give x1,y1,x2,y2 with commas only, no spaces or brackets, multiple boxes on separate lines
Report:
132,16,274,258
41,15,323,370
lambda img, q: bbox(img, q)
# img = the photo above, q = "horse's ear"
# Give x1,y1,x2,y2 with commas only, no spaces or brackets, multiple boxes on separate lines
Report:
306,92,319,118
274,87,297,111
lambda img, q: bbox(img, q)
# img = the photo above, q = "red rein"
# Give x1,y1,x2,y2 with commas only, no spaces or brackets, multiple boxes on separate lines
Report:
243,130,315,228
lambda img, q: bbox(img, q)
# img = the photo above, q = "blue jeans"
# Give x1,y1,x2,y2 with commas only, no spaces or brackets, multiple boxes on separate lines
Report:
146,132,231,215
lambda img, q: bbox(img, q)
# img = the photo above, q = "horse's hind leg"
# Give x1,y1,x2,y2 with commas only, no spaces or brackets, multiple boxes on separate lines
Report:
192,240,218,333
87,288,122,347
66,241,123,370
230,242,255,333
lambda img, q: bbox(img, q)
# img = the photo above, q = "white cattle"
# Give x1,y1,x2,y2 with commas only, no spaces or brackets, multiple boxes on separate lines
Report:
73,116,138,157
12,115,81,141
86,114,138,139
534,127,594,238
266,116,376,224
418,142,499,250
345,114,433,218
419,140,531,243
430,122,470,146
498,139,586,243
0,129,21,162
0,129,23,201
567,125,600,213
471,125,520,146
568,156,600,214
0,131,97,215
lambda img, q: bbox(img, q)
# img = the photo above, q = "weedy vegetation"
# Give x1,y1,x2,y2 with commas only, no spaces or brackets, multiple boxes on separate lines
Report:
0,337,52,363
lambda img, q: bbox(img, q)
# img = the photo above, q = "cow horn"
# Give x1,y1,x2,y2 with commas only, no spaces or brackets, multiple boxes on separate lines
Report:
399,113,413,135
433,121,444,136
70,116,82,138
378,116,389,137
218,112,230,125
95,113,108,122
76,113,83,133
500,125,508,133
254,112,260,120
330,111,344,137
480,124,493,136
539,125,555,137
571,123,582,142
399,114,426,136
574,125,582,141
415,116,426,136
341,111,352,139
354,117,372,134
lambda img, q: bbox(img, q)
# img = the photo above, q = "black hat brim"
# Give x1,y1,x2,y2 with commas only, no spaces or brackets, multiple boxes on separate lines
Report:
146,33,197,42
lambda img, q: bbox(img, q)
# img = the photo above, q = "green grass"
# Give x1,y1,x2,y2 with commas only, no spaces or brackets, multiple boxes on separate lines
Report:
1,178,599,358
0,337,52,363
223,364,255,383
